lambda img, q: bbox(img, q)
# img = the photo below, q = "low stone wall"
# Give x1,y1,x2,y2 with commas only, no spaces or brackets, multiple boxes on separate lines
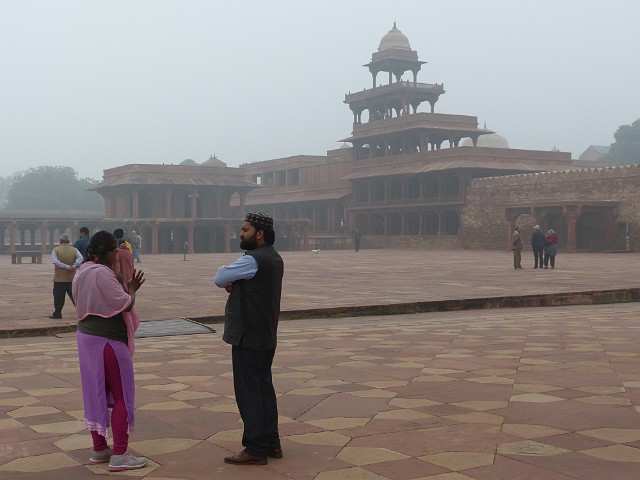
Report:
461,165,640,250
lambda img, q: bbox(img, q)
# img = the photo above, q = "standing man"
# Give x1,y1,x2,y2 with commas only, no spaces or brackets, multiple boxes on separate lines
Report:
73,226,90,260
214,212,284,466
353,227,362,252
130,230,142,263
50,233,83,319
531,225,546,269
512,226,523,269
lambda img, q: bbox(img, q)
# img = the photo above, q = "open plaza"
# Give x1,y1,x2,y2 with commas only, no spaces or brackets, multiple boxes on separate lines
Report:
2,249,640,479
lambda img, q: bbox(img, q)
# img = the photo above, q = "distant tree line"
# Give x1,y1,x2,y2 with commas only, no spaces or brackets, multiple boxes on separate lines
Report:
602,118,640,166
0,166,103,211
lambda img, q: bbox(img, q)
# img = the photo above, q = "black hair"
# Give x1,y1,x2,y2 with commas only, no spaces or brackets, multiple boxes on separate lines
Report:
80,226,90,235
261,226,276,246
113,228,124,239
85,231,117,263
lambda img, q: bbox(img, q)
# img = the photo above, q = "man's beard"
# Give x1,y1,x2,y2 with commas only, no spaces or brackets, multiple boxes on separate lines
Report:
240,235,258,250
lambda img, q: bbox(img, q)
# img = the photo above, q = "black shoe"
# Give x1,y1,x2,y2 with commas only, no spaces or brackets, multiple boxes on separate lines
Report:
48,313,62,319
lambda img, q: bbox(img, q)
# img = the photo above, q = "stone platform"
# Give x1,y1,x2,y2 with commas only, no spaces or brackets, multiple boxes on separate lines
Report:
3,249,640,335
2,249,640,479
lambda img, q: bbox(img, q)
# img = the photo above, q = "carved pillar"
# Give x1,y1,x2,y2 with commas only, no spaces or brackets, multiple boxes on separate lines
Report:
302,223,310,251
188,225,195,254
151,224,159,255
40,221,47,257
191,188,197,219
132,188,139,218
224,224,232,253
562,205,581,253
9,222,16,251
165,187,172,218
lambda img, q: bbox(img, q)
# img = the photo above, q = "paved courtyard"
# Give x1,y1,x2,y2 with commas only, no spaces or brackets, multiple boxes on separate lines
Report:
2,249,640,478
3,249,640,333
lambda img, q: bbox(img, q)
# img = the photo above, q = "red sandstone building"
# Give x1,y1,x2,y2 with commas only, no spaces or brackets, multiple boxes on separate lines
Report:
2,25,637,256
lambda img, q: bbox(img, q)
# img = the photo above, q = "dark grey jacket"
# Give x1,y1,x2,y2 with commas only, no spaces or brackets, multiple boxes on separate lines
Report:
222,245,284,350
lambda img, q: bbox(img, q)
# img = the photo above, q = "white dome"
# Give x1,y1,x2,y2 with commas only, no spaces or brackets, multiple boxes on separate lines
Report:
378,23,411,51
462,133,509,149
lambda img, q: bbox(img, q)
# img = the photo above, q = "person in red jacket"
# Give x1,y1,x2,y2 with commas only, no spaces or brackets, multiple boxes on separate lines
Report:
544,228,559,269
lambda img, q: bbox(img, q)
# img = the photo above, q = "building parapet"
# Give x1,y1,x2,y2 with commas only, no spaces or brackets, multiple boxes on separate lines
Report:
471,164,640,187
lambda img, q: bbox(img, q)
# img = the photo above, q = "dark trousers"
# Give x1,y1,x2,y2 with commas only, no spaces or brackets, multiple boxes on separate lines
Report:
533,248,544,268
544,253,556,268
232,345,280,457
52,282,74,316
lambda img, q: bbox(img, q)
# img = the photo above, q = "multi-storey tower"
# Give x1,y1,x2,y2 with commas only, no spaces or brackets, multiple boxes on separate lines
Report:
343,23,492,161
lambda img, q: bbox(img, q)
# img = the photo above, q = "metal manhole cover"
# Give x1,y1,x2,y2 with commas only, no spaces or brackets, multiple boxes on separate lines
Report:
135,318,216,338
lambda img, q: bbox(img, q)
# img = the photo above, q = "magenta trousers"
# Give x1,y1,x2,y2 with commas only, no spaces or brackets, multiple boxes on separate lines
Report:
90,343,129,455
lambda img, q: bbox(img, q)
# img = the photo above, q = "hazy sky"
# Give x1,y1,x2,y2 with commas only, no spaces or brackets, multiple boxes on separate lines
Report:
1,1,638,180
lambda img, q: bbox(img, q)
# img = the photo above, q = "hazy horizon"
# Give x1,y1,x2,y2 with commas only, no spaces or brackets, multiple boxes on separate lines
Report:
1,0,638,180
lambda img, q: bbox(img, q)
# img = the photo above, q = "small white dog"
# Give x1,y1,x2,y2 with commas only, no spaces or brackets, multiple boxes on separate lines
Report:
311,249,320,256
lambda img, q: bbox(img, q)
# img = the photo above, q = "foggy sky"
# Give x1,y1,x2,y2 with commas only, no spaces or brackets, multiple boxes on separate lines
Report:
1,0,638,181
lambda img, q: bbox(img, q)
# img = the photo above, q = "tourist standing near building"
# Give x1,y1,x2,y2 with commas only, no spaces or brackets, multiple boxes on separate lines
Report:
512,226,523,269
214,212,284,465
531,225,546,269
73,231,148,471
354,228,362,252
544,229,559,269
49,233,83,319
130,230,142,263
73,226,90,259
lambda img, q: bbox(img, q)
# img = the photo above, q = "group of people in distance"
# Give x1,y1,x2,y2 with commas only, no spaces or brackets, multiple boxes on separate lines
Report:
512,224,559,270
47,213,284,471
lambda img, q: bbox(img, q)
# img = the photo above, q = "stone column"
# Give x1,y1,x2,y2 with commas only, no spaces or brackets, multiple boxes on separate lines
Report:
9,222,16,251
188,225,195,254
562,205,581,253
165,187,172,218
302,224,310,251
224,224,232,253
191,188,197,219
40,221,48,257
151,224,159,254
132,188,139,218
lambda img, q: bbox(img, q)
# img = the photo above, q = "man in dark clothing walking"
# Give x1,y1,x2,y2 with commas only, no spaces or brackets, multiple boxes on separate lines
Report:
353,227,362,252
214,212,284,466
531,225,546,269
73,226,90,259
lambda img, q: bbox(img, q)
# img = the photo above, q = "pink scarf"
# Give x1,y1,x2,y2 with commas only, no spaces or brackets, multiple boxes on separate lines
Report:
72,260,140,355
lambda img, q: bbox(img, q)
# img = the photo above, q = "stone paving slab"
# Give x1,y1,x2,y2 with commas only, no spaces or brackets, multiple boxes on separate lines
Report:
135,319,216,338
3,249,640,334
2,304,640,478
